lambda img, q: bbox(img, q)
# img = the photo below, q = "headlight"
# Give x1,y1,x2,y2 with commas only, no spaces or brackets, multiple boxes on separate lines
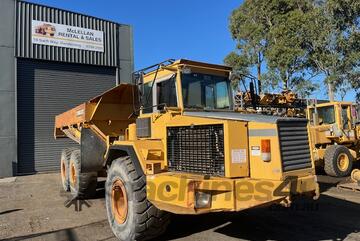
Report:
195,191,211,209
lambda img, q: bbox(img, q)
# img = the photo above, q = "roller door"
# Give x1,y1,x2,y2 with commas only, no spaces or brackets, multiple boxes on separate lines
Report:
17,59,116,174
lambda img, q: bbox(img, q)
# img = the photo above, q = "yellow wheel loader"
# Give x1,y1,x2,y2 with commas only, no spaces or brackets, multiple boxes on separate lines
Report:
307,102,360,177
55,59,319,241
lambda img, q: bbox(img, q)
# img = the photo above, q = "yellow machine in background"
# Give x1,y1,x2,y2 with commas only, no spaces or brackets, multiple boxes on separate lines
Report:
234,90,305,117
55,59,319,241
307,102,360,177
234,78,360,178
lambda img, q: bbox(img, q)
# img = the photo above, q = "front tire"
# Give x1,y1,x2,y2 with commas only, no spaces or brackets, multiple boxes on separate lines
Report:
324,145,353,177
105,156,170,241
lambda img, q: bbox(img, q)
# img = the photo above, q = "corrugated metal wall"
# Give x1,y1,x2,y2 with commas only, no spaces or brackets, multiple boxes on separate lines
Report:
17,59,116,174
16,1,119,67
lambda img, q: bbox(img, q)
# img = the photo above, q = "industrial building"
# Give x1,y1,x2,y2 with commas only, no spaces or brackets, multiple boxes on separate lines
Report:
0,0,134,177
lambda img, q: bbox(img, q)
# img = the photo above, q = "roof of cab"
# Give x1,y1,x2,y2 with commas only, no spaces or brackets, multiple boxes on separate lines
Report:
174,59,232,71
142,59,232,77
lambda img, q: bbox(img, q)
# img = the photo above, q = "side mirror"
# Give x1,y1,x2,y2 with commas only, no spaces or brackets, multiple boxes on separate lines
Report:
157,103,166,112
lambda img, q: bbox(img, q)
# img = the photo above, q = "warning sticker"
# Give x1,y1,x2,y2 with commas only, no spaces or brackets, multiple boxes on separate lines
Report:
232,149,247,164
251,146,261,156
76,109,85,117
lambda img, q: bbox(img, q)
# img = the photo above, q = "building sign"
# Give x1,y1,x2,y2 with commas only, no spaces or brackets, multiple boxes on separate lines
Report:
32,20,104,52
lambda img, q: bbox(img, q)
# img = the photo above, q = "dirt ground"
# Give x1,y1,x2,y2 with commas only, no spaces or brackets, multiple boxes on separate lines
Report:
0,173,359,241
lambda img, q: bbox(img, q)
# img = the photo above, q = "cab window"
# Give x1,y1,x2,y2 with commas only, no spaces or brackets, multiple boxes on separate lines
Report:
142,76,177,114
157,77,177,110
341,106,349,129
317,106,335,125
142,82,153,114
181,73,232,110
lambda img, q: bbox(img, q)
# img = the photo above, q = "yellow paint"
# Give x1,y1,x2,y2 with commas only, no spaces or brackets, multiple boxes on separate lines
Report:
248,122,283,180
146,172,318,214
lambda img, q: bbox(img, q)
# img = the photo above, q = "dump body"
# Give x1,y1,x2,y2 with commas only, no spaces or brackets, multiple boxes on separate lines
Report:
55,84,138,141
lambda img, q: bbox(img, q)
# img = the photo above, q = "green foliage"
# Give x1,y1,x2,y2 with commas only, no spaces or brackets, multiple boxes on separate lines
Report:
224,51,250,89
226,0,360,100
305,0,360,91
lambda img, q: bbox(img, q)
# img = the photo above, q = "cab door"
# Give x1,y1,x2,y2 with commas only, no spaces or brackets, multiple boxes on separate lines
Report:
340,104,355,141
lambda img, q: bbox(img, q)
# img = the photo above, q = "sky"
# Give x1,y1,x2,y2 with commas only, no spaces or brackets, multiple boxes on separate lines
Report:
25,0,355,101
27,0,241,70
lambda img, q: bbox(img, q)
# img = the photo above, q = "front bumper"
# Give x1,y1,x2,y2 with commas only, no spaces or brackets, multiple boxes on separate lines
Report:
146,173,319,214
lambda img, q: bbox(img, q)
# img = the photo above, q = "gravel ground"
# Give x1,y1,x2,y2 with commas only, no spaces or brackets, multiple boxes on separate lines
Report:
0,173,359,241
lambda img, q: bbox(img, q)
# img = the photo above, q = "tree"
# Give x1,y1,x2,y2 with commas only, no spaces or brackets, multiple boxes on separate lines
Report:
224,51,251,89
305,0,360,101
265,1,315,90
226,0,319,97
336,81,352,100
226,0,359,100
226,0,271,93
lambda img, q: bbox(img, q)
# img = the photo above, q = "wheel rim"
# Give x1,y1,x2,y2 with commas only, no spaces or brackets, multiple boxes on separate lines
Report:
111,179,128,224
70,163,77,186
337,153,349,172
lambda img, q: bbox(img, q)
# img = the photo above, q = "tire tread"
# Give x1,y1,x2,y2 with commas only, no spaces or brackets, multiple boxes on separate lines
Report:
106,156,170,241
324,145,353,177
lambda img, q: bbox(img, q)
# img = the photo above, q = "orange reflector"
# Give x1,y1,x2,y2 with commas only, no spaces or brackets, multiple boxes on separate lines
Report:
261,139,271,152
261,139,271,162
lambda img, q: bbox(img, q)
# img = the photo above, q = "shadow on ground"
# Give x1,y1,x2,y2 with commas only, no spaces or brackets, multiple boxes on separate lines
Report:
3,176,359,241
0,209,23,216
159,194,359,241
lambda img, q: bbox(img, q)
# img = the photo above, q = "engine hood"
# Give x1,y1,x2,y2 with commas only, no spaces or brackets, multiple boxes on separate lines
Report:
183,111,304,124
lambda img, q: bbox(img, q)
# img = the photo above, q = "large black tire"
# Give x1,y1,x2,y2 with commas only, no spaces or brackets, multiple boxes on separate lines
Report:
60,147,77,192
105,156,170,241
324,145,353,177
69,150,97,199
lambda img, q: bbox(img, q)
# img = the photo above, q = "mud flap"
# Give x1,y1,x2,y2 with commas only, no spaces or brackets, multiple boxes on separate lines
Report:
81,128,107,172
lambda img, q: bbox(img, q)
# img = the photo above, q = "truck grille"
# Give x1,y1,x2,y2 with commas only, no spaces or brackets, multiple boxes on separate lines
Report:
167,124,225,176
278,120,312,172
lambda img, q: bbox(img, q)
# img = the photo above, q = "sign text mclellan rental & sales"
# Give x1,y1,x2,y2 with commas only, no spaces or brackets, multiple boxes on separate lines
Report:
32,20,104,52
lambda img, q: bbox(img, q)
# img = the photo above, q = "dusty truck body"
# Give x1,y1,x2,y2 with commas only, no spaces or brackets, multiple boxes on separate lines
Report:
307,102,360,177
55,59,319,241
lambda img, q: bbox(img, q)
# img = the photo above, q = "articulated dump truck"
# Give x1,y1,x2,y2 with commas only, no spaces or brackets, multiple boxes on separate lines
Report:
55,59,319,241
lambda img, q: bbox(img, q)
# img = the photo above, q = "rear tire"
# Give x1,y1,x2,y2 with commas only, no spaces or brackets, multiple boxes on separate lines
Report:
60,147,77,192
69,150,97,199
105,156,170,241
324,145,353,177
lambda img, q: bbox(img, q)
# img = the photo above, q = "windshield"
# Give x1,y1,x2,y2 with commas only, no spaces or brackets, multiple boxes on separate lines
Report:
181,72,232,110
310,106,335,125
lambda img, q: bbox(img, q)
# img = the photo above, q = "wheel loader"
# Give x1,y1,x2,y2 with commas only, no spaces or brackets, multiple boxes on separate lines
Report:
55,59,319,241
307,102,360,177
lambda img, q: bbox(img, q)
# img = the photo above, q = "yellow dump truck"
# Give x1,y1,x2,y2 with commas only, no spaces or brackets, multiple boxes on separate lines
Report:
307,101,360,177
55,59,319,241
